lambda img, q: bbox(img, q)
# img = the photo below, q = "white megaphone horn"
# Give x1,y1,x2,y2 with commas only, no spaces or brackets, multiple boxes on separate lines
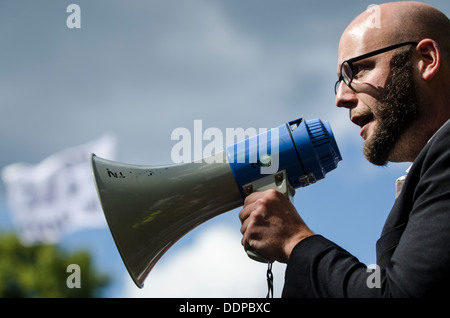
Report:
90,117,342,288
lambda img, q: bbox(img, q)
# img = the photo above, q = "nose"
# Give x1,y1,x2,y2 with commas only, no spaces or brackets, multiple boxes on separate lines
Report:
335,81,358,109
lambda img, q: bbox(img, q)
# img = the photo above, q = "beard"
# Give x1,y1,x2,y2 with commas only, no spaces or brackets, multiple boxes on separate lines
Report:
363,51,419,166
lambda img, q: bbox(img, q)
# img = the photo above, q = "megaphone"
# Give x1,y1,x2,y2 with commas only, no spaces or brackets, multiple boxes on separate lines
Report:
90,117,342,288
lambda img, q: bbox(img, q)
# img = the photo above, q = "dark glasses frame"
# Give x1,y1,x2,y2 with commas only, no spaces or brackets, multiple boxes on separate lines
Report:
334,41,418,94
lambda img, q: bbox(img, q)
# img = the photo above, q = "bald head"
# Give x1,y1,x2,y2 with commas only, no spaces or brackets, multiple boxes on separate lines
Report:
340,1,450,61
384,2,450,47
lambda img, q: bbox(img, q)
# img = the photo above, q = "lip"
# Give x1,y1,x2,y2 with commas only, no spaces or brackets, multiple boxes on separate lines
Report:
350,113,374,139
360,122,370,138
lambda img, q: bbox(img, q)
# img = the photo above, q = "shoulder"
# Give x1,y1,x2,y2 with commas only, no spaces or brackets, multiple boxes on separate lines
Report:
412,119,450,172
402,119,450,212
390,119,450,222
428,119,450,148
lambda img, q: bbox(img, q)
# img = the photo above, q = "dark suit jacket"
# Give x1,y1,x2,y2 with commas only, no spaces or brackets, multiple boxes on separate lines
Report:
282,120,450,297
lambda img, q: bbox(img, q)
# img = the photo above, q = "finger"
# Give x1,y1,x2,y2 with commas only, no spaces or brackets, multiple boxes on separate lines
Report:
241,219,258,251
239,190,269,220
241,235,249,250
240,213,249,234
238,198,257,222
243,191,266,206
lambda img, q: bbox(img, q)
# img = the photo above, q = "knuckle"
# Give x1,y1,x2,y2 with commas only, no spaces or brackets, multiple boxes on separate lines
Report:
252,201,266,218
266,188,283,199
243,194,252,206
266,188,279,196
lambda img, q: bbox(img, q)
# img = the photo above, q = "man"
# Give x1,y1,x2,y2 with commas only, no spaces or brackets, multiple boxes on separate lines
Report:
239,1,450,297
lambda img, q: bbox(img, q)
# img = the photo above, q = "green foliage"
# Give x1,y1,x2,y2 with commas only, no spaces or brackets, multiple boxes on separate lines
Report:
0,233,110,298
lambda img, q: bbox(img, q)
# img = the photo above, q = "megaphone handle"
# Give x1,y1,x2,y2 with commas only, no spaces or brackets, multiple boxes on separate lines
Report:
246,249,272,263
243,170,295,263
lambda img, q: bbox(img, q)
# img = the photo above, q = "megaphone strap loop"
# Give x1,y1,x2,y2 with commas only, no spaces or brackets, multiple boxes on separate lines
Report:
266,261,274,298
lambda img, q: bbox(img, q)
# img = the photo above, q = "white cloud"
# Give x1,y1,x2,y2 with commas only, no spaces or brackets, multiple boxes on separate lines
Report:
122,223,287,298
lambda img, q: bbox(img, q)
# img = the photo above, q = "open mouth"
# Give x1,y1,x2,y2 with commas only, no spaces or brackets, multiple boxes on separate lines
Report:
351,112,373,127
359,115,373,128
350,112,374,138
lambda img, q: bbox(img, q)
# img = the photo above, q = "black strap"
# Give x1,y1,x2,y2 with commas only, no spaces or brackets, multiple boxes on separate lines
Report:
266,261,274,298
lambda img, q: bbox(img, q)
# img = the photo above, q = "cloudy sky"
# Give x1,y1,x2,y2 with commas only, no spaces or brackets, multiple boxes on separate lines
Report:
0,0,449,298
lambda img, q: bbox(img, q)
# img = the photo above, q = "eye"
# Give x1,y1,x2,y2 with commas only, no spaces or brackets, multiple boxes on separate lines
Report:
351,64,366,79
351,61,374,80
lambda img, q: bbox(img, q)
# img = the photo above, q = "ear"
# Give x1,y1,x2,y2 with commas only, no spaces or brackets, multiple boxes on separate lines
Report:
416,39,441,81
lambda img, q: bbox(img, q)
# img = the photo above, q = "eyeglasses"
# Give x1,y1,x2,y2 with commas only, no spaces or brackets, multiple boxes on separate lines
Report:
334,41,418,94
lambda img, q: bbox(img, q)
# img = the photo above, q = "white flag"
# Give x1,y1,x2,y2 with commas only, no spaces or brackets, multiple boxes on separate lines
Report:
1,134,117,245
